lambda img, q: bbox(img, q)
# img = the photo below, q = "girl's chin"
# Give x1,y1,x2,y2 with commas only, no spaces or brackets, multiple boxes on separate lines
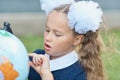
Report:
44,49,52,54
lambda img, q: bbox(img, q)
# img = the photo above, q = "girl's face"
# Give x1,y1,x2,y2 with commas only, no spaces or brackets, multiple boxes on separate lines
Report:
44,11,77,59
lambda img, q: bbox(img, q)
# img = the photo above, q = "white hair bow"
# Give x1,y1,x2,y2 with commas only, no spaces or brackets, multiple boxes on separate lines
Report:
68,1,103,34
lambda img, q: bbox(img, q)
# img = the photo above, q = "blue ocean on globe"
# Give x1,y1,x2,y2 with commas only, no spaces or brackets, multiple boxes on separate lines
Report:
0,30,29,80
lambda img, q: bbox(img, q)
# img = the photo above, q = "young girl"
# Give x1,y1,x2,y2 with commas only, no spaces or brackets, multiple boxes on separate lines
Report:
28,0,105,80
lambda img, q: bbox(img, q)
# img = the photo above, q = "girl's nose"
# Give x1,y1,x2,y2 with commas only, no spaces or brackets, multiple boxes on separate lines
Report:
45,32,52,42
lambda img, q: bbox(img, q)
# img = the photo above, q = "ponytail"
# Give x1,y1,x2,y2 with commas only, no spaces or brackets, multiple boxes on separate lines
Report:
77,30,105,80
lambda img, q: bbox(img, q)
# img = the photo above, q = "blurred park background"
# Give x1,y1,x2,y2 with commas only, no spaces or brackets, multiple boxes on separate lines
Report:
0,0,120,80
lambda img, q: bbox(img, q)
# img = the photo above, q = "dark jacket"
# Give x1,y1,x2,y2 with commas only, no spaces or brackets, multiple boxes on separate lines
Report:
28,49,87,80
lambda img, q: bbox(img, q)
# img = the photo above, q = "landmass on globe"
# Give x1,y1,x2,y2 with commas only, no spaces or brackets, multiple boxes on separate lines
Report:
0,56,19,80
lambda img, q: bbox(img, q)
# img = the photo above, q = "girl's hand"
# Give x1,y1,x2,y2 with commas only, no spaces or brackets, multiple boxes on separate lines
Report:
28,53,53,80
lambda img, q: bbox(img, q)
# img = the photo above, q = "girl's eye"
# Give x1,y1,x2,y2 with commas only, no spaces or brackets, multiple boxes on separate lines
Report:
55,33,62,37
45,29,50,32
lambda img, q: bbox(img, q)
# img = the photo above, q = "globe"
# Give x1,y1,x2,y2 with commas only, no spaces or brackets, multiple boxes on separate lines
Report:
0,30,29,80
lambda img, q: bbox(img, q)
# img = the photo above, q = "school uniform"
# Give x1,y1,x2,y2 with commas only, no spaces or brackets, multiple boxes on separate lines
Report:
28,49,87,80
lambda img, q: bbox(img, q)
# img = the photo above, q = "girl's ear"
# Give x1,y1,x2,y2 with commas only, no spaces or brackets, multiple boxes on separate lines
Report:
73,35,84,46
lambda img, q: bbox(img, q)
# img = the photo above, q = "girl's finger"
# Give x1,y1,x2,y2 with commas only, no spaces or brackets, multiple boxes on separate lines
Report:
28,53,36,57
32,55,44,66
34,55,42,66
29,61,41,72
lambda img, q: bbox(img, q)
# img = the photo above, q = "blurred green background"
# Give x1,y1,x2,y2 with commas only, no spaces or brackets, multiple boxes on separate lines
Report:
0,0,120,80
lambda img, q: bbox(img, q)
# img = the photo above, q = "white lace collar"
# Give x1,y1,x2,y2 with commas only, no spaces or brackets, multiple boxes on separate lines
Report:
45,50,78,71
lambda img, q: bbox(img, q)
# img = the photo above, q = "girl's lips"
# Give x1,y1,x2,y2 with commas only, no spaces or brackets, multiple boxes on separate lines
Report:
44,43,51,51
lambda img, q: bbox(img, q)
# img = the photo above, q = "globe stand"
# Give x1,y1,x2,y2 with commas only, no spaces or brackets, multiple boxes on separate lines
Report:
0,22,13,34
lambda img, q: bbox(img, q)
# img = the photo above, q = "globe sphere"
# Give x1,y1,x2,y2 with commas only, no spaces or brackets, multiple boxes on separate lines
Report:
0,30,29,80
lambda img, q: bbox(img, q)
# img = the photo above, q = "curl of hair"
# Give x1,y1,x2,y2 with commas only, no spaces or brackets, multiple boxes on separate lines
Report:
78,30,105,80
